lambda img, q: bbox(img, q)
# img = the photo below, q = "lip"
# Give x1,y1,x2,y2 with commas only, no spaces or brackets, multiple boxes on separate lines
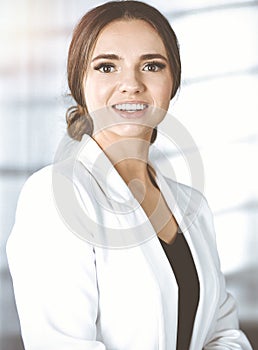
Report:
111,101,150,119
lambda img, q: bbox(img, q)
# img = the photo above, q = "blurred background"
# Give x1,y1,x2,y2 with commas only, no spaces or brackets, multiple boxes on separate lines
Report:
0,0,257,349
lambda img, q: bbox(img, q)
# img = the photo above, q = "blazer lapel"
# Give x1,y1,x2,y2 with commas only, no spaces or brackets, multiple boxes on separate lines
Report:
140,236,179,350
154,170,220,349
183,224,220,349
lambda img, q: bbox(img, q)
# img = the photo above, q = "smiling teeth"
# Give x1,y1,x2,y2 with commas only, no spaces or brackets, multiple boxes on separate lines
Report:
114,103,147,111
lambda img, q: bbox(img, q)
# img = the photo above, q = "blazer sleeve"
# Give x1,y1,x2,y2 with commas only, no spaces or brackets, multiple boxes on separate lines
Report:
6,168,106,350
201,198,253,350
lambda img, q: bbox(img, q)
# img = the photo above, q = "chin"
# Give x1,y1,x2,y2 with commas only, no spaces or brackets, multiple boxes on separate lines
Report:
107,124,153,140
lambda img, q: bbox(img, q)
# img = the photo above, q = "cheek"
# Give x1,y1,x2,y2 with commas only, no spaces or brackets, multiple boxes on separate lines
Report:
84,79,102,111
153,80,173,108
162,77,173,106
85,76,114,111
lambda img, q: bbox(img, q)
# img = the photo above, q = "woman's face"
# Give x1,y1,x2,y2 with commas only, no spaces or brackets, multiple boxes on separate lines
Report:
84,19,173,141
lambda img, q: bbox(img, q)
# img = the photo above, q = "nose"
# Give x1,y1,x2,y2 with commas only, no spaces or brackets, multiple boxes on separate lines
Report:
118,70,145,94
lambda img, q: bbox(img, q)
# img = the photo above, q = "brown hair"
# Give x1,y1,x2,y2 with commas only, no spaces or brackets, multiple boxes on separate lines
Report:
66,0,181,142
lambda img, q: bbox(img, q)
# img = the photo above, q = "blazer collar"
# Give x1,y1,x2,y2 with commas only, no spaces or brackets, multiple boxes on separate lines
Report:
76,134,198,222
77,134,135,203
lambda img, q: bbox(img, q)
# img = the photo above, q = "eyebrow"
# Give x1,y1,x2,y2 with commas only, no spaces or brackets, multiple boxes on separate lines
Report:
91,54,121,62
140,54,168,62
91,53,168,62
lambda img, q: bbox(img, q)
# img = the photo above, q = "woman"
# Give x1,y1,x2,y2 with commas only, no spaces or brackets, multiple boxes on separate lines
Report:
7,1,252,349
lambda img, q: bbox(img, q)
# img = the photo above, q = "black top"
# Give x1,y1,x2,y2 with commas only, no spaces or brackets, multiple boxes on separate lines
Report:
159,232,199,350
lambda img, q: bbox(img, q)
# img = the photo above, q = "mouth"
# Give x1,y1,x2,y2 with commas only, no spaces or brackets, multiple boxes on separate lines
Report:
112,103,149,119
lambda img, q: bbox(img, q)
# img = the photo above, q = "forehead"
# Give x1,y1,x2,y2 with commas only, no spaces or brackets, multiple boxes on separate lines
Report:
92,19,167,56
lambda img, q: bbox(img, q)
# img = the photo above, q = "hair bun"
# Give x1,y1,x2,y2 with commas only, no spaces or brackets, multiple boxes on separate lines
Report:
66,105,93,141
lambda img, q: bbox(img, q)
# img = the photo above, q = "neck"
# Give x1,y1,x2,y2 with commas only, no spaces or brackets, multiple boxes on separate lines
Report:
93,132,152,185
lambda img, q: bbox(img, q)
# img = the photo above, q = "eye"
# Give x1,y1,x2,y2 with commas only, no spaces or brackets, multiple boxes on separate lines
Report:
94,63,116,73
143,62,166,72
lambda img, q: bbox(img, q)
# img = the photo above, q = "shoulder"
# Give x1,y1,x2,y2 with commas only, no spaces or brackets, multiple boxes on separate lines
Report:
11,159,86,235
15,165,53,212
7,163,94,265
162,176,216,238
18,156,88,201
163,176,207,215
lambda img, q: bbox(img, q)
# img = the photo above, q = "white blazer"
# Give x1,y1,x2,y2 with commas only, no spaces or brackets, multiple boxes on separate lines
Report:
7,135,252,350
